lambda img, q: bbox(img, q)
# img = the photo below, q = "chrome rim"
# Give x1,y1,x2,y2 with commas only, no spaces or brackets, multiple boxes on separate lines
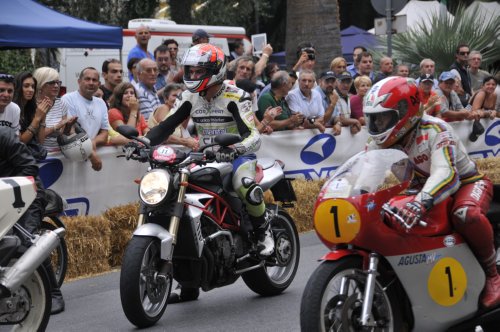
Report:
138,241,170,317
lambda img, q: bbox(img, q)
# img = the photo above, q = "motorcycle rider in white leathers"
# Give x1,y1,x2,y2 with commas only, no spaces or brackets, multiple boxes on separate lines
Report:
363,76,500,309
146,45,274,303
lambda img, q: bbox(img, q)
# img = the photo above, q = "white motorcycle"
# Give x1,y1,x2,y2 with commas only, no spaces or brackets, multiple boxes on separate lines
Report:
0,176,65,331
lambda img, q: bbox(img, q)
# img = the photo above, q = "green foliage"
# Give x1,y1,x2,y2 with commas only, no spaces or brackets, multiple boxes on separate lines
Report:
0,49,35,75
390,4,500,73
192,0,271,32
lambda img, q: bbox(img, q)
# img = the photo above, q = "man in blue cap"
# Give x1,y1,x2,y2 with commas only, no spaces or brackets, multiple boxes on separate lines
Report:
192,29,211,45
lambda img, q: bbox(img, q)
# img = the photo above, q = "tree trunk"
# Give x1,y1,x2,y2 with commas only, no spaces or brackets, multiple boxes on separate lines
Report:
286,0,341,74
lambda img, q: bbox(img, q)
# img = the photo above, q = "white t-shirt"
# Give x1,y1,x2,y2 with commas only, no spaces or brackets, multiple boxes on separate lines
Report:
62,91,109,139
0,102,20,136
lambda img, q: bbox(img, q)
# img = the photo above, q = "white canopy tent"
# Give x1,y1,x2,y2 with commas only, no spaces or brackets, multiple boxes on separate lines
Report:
368,0,454,34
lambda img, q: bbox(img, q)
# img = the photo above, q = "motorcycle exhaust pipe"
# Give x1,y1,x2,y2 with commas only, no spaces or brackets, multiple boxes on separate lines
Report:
0,228,65,294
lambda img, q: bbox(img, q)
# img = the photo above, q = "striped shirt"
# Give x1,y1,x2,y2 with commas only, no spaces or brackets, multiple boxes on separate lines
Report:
43,98,68,152
136,82,161,121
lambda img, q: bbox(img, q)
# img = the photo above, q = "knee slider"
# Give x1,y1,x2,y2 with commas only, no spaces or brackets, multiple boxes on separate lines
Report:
242,178,263,206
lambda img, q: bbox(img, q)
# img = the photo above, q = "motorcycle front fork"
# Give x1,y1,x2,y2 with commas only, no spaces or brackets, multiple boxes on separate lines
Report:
339,252,380,327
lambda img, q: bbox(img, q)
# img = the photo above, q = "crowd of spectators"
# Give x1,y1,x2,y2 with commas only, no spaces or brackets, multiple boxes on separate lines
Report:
1,24,499,173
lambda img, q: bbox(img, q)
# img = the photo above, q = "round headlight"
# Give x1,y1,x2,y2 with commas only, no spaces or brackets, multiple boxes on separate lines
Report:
139,169,172,205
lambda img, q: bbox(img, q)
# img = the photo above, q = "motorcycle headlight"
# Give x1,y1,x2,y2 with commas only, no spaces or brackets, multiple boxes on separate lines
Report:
139,169,172,206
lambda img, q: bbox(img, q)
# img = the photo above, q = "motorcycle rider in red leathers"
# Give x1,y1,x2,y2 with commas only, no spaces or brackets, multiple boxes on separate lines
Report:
146,45,274,301
363,76,500,308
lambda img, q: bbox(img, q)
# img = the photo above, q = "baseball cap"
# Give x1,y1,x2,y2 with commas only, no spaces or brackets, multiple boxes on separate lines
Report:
439,71,456,82
336,71,352,81
419,73,434,83
192,29,212,42
320,71,336,80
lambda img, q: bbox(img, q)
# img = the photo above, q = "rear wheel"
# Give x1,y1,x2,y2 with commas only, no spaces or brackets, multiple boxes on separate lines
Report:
1,262,51,332
41,218,68,287
120,236,172,328
242,205,300,296
300,257,404,332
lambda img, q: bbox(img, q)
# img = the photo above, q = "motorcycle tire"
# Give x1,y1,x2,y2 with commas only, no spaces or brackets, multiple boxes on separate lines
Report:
2,261,52,332
242,204,300,296
300,257,405,332
41,218,68,287
120,236,172,328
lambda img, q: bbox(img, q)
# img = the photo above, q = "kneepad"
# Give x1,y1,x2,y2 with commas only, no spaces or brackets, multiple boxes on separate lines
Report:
241,177,264,206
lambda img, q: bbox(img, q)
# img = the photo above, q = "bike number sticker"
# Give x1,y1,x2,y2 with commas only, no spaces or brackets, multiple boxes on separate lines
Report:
314,199,360,244
428,257,467,306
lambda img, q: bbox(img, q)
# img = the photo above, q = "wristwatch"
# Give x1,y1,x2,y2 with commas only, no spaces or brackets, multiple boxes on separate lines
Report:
308,116,317,124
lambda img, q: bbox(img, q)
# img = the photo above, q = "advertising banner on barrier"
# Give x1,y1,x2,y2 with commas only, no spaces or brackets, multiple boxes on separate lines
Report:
39,119,500,216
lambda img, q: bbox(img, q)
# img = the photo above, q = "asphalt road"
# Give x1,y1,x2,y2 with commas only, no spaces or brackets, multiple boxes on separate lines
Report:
46,231,323,332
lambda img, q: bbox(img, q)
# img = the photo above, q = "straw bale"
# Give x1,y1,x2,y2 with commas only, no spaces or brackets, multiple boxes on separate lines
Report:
477,157,500,184
103,202,140,267
265,178,325,233
61,215,112,280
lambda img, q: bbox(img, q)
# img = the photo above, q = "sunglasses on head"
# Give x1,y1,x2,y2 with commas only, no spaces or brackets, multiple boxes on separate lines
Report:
0,74,14,83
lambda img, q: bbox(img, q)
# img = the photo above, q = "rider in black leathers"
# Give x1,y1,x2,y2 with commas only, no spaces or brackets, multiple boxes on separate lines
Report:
0,127,65,314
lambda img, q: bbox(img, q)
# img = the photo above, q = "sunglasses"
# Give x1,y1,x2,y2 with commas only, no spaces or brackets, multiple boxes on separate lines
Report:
458,51,469,56
0,73,14,83
46,80,62,86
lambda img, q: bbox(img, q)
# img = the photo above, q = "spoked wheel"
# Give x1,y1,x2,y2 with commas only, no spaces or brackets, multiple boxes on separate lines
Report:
300,257,404,332
41,218,68,287
120,236,172,328
242,204,300,296
1,262,52,332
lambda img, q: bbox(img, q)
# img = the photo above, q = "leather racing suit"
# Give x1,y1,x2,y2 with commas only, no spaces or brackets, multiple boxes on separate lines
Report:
146,82,268,228
367,114,497,286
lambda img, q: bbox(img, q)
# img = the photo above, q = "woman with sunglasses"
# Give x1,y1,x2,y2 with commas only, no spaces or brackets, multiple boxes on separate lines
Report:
33,67,77,152
13,72,51,147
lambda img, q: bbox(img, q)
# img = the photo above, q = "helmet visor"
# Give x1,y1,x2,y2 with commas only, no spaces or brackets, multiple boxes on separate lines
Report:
366,110,399,135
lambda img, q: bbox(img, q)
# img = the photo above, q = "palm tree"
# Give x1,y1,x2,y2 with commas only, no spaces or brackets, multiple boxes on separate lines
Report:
286,0,342,73
390,4,500,74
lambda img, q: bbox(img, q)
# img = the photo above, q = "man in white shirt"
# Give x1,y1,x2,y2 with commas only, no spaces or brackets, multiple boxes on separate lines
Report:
0,73,20,136
62,67,109,171
286,69,326,132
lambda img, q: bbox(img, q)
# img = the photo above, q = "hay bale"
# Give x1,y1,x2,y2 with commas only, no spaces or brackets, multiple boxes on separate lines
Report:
61,215,112,280
103,202,140,267
477,157,500,184
265,178,325,233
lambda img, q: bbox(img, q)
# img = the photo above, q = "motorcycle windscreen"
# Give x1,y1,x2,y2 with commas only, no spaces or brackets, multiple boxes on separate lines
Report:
322,149,412,198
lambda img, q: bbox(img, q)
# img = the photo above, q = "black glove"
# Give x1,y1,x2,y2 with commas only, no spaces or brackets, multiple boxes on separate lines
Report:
123,141,141,159
215,147,237,163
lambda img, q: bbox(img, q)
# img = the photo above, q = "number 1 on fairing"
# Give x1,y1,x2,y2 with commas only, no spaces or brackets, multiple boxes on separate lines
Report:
330,206,340,238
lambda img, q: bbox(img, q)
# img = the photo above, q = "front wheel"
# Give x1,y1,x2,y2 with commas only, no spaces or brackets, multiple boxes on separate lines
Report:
242,205,300,296
300,257,404,332
120,236,172,328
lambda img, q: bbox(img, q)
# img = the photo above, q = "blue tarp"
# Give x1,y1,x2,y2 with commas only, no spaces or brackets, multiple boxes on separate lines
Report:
0,0,122,49
341,25,377,63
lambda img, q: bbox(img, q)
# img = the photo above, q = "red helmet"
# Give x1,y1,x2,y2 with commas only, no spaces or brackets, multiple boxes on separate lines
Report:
181,43,226,93
363,76,422,148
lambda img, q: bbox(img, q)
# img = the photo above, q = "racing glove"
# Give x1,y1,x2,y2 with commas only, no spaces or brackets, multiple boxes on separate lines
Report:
215,147,237,163
396,200,427,227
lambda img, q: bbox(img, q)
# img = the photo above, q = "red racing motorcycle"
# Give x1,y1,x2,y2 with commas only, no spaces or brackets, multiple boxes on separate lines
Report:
300,149,500,332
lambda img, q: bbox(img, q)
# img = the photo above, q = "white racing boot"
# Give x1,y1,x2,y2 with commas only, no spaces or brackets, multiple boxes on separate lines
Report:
255,213,275,257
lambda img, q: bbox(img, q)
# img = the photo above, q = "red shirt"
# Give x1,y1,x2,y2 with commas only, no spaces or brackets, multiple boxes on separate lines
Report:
108,108,148,135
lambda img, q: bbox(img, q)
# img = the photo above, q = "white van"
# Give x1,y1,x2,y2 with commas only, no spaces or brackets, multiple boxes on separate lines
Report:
59,18,251,93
